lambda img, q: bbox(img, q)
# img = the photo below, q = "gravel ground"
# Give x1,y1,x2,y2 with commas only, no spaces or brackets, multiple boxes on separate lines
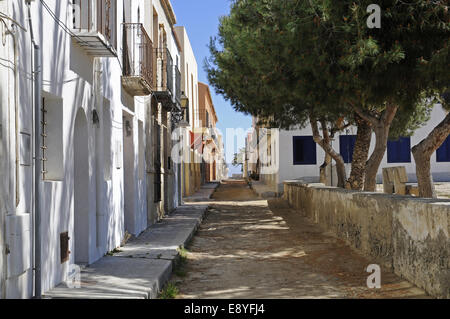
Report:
173,180,429,299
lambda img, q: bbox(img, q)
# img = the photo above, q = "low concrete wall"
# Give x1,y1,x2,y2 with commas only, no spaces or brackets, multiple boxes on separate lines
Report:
283,181,450,299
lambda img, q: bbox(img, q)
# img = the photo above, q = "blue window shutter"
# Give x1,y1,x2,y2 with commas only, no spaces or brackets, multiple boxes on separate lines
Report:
387,137,411,163
339,135,356,163
305,136,317,164
293,136,316,165
293,137,305,164
436,136,450,162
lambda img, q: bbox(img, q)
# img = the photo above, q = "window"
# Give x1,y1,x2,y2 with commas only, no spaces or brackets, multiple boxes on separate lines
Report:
436,136,450,162
387,137,411,163
340,135,356,164
293,136,316,165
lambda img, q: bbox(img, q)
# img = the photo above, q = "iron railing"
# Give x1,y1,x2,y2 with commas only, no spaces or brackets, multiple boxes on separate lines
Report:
154,48,173,96
174,65,181,105
72,0,117,50
122,23,153,89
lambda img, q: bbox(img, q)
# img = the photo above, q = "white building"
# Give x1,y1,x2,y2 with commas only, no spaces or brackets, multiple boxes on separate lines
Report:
174,26,203,197
0,0,185,299
249,105,450,193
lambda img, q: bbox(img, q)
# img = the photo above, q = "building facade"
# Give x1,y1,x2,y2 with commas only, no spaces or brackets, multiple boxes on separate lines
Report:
174,26,203,197
0,0,197,299
198,82,220,182
248,105,450,194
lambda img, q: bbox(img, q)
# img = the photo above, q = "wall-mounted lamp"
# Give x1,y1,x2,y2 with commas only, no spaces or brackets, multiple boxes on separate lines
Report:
178,91,190,128
180,91,189,109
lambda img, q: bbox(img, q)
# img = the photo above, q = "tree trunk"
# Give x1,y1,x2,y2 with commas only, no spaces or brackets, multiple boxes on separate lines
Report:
320,153,332,184
364,125,389,191
357,104,398,192
345,115,372,190
414,154,435,198
412,112,450,198
310,119,347,188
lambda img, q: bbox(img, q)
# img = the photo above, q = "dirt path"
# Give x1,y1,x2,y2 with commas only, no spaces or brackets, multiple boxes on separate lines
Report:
174,180,428,299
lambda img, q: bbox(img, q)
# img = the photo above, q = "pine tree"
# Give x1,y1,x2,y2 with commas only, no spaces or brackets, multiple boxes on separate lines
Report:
206,0,449,192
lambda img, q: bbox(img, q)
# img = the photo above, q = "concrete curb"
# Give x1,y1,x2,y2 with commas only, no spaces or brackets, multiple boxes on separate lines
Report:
183,182,220,202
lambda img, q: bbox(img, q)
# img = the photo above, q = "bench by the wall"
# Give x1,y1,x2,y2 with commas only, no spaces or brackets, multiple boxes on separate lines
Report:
382,166,419,196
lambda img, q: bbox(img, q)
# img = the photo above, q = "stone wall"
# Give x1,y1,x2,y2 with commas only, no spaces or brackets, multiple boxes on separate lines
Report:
283,181,450,299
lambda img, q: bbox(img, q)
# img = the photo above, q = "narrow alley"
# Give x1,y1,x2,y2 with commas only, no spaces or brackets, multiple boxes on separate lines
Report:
174,180,428,299
1,0,448,302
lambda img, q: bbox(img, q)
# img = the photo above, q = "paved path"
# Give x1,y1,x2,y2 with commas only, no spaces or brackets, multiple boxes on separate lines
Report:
43,184,218,299
174,180,428,299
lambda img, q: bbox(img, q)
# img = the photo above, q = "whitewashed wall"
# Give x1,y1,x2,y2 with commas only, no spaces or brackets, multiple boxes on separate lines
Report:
0,0,138,297
273,104,450,191
1,0,34,298
174,26,200,195
0,0,190,299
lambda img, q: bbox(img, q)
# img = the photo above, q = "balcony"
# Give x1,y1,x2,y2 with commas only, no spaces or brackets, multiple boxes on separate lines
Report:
153,48,174,106
169,65,183,129
174,65,181,107
72,0,117,57
121,23,153,96
204,127,219,148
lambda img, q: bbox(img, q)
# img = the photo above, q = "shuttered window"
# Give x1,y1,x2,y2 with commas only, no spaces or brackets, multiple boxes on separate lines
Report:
293,136,316,165
436,136,450,162
339,135,356,164
387,137,411,163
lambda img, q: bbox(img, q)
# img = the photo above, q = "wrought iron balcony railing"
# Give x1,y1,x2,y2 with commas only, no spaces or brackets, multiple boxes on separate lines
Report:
174,65,181,106
122,23,153,96
72,0,117,56
153,48,174,98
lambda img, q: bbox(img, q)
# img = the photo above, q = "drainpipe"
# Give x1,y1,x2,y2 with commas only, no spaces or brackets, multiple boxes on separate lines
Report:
10,21,19,209
26,0,42,299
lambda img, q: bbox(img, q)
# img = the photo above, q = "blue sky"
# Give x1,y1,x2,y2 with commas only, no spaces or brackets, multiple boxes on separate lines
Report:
171,0,252,175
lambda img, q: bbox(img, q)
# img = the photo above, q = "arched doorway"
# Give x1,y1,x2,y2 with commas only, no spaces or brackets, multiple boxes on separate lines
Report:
74,108,89,264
